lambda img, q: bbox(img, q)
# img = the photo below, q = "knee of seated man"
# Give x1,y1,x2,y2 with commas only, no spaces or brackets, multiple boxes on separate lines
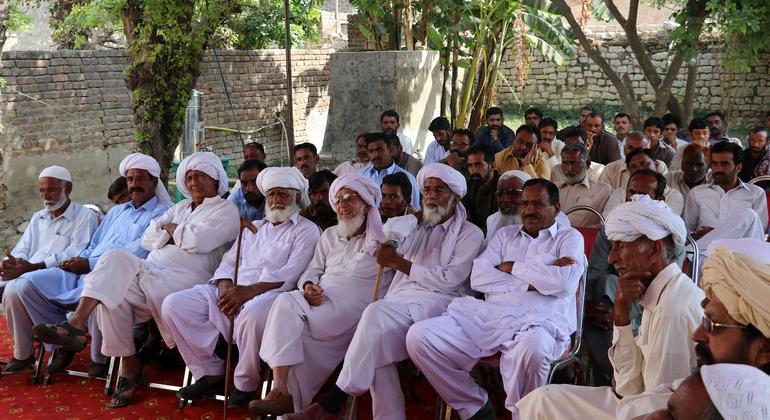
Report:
160,290,186,320
510,329,554,366
405,320,432,353
98,248,133,266
4,274,37,302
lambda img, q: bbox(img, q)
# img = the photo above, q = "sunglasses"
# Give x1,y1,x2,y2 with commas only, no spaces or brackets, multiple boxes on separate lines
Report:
332,193,361,205
702,314,748,334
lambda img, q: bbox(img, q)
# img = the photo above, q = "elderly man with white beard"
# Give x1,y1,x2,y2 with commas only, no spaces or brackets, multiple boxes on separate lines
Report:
161,166,320,407
34,152,240,408
285,163,484,420
248,174,394,417
407,178,585,420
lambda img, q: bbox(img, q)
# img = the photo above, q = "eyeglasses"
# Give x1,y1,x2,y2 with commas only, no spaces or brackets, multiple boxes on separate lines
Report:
701,315,748,334
332,193,361,205
496,188,522,197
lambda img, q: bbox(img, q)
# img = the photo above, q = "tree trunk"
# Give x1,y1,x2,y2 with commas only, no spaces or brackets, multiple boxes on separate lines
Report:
403,0,414,50
450,34,459,127
440,38,450,116
416,0,432,47
682,62,698,124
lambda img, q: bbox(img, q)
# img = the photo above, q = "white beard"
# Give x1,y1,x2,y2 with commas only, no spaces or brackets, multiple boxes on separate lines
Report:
337,212,366,237
422,204,453,227
44,194,68,212
265,202,300,224
496,213,519,229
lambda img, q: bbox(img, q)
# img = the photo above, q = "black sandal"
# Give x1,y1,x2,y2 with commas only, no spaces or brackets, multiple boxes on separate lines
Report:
106,371,145,408
32,321,88,352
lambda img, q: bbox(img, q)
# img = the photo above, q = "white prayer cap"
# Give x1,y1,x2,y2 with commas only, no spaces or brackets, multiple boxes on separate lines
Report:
118,153,172,205
605,194,686,246
39,166,72,183
498,170,531,185
329,173,385,244
175,151,229,199
701,364,770,419
706,238,770,265
256,166,310,208
417,163,467,198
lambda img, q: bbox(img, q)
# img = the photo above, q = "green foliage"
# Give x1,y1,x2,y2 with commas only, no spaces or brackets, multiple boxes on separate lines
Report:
701,0,770,70
6,2,34,33
225,0,322,49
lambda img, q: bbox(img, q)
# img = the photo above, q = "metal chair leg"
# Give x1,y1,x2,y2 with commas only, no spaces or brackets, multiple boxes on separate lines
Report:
29,344,47,385
345,395,359,420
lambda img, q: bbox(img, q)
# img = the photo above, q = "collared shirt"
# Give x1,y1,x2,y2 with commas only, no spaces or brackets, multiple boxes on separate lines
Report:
398,132,416,157
484,212,520,245
423,141,450,165
551,162,606,185
470,214,585,339
494,147,551,179
210,213,320,292
227,187,265,222
359,162,421,209
597,159,669,189
395,152,423,177
708,134,742,147
608,263,703,397
12,201,98,268
652,140,676,168
590,132,622,165
603,186,684,217
473,125,515,154
665,170,711,200
684,181,769,232
80,196,170,270
333,160,368,177
556,177,612,227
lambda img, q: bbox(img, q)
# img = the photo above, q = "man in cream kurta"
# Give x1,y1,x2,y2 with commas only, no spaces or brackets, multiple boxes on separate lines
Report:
555,142,611,227
407,179,585,419
162,166,320,406
517,195,704,420
285,163,484,420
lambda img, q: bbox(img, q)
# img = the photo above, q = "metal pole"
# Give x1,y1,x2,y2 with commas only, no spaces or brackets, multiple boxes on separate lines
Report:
283,0,296,164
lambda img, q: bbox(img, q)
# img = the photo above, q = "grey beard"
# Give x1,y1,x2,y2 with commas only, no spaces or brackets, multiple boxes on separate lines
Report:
44,195,68,212
422,204,453,227
564,172,587,185
265,202,300,224
497,213,518,228
337,212,366,237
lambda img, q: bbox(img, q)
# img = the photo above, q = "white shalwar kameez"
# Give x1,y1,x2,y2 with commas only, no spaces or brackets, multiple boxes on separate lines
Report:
80,196,240,357
406,214,585,419
162,213,319,391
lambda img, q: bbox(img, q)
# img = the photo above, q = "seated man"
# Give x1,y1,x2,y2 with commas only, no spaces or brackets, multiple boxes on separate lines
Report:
380,109,415,157
379,172,415,221
423,116,452,165
494,125,550,179
537,117,564,169
390,134,422,177
243,141,267,162
462,144,498,234
555,142,611,227
252,174,394,416
286,163,484,420
739,126,770,182
300,169,338,231
685,141,768,253
598,132,668,189
670,118,711,171
644,117,675,168
665,143,710,200
295,143,320,179
584,111,622,165
603,149,684,216
228,159,268,221
359,132,421,209
2,166,98,283
550,127,605,184
33,152,239,408
162,166,320,406
407,179,585,419
474,106,515,154
517,194,704,419
439,129,473,177
2,155,170,375
485,170,531,244
334,134,369,176
108,176,130,205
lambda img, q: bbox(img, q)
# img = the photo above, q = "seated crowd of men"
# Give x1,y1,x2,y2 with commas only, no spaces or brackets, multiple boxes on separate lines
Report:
1,106,769,419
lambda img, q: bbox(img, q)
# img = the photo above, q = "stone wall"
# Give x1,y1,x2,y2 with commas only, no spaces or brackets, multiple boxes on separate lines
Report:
497,30,770,128
0,48,333,230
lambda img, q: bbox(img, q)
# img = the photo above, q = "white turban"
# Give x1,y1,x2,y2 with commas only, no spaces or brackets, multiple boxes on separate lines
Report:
417,163,467,198
256,166,310,208
175,151,229,199
498,170,531,185
701,364,770,419
605,194,686,247
118,152,172,205
329,173,385,246
39,166,72,183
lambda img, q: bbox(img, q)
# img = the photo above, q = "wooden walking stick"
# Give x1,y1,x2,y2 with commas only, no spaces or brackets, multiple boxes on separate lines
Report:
223,219,258,418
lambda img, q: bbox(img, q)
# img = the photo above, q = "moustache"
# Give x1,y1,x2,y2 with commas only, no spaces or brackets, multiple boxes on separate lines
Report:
523,213,537,219
129,187,145,194
695,343,714,366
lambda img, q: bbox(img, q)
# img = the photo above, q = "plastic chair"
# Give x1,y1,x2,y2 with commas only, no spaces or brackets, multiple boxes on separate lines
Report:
565,206,605,259
683,234,701,287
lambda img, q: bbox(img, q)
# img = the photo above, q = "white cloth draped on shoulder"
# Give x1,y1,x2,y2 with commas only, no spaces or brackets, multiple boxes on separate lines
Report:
119,152,172,205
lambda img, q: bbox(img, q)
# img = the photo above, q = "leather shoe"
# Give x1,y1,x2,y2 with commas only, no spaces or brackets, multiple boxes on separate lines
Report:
88,360,110,378
226,387,255,408
176,375,224,401
248,388,294,416
45,350,76,374
1,355,36,374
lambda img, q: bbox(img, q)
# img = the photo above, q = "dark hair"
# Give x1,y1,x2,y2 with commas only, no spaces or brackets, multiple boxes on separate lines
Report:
562,127,585,142
308,169,336,191
238,159,268,177
741,324,770,374
386,132,401,148
294,142,318,157
560,142,589,160
363,132,393,147
662,113,681,128
525,107,543,119
628,168,667,198
643,117,664,131
243,141,265,153
380,110,400,123
705,111,725,122
710,141,743,165
382,172,412,200
614,112,631,121
587,111,604,122
580,105,595,113
522,178,559,205
749,126,769,137
452,128,474,140
428,116,450,132
486,106,504,118
626,147,657,163
107,176,127,200
538,117,558,130
515,124,538,136
689,118,709,131
467,143,494,163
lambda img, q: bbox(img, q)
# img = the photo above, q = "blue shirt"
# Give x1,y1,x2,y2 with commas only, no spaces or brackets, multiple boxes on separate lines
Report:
227,187,266,222
81,196,171,269
359,162,421,209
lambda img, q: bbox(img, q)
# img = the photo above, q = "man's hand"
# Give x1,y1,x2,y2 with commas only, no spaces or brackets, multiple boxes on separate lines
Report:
218,284,255,317
691,226,714,241
585,131,596,150
303,283,324,306
162,223,178,237
58,257,91,274
521,144,537,165
552,257,576,267
490,127,500,140
376,243,403,269
538,140,555,158
614,271,650,326
496,261,514,273
586,302,614,331
446,151,466,169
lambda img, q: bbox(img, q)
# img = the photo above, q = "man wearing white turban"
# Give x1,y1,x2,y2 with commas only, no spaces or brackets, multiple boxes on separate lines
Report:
286,163,484,420
484,169,531,244
407,178,585,419
160,166,320,406
517,194,704,420
33,152,239,408
250,174,395,416
2,155,169,377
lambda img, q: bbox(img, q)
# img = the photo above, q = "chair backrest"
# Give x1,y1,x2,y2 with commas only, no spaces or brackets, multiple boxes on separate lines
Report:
566,205,605,259
565,205,607,226
571,263,588,356
683,234,701,287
